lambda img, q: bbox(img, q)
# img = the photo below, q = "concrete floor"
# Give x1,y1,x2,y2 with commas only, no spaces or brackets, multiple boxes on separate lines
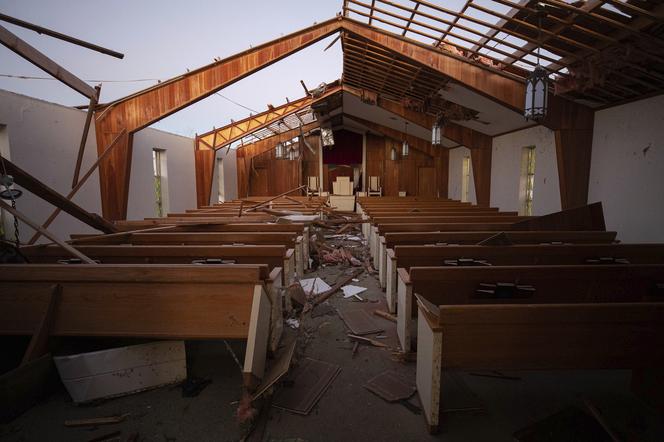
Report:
1,234,662,441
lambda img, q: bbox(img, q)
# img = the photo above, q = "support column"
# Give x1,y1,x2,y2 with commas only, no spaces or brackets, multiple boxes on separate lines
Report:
434,148,449,198
555,128,594,210
470,147,492,207
194,143,215,208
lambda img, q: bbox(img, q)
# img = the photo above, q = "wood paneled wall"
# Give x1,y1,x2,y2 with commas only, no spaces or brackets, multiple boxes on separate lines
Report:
236,131,449,198
239,134,320,197
365,133,447,197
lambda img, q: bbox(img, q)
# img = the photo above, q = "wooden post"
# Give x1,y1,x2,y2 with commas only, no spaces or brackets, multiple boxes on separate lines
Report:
71,85,101,188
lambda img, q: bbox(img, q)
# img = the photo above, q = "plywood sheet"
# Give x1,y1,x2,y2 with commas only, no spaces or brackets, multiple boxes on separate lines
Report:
272,358,340,415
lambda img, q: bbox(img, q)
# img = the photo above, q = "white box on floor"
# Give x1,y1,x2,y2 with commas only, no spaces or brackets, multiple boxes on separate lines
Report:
54,341,187,403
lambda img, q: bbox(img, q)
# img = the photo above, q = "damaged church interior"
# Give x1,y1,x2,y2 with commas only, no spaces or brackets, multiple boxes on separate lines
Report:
0,0,663,440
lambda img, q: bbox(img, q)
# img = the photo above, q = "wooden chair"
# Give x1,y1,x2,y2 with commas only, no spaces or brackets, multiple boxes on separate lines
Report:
368,176,382,196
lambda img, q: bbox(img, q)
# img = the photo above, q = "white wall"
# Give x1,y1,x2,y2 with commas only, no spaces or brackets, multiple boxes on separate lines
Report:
209,148,238,205
589,94,664,243
126,129,195,218
490,125,561,215
448,146,476,204
0,89,199,242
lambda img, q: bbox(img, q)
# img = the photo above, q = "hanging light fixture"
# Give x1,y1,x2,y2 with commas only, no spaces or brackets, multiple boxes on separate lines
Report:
431,115,445,146
275,142,285,159
402,121,409,157
524,3,549,122
320,126,335,147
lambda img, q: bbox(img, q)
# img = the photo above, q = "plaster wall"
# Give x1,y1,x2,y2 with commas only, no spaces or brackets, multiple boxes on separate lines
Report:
588,94,664,242
490,125,561,215
448,146,476,204
0,89,197,242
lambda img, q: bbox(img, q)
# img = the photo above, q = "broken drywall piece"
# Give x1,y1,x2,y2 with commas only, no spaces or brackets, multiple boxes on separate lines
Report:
341,285,367,298
286,318,300,329
299,277,332,296
54,341,186,403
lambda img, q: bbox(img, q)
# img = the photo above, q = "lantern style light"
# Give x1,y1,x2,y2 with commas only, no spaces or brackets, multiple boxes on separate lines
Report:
320,127,335,147
275,142,285,159
390,147,397,161
402,121,409,158
524,3,549,122
431,116,445,146
524,65,548,121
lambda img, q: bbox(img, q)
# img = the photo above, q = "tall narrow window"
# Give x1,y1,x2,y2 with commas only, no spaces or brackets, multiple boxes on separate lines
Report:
461,156,471,203
152,148,169,217
217,157,225,203
520,146,536,216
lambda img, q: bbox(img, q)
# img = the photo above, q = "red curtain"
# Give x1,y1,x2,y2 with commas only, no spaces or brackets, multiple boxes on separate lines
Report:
323,129,363,165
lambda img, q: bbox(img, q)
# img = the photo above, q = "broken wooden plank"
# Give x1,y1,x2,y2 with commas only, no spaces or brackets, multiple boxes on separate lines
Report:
0,155,116,234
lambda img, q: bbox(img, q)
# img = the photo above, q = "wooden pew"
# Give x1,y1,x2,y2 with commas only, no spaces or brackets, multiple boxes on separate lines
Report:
21,244,296,285
75,222,311,273
416,299,664,433
371,222,516,274
0,264,280,382
70,232,306,277
397,264,664,353
384,242,659,313
382,230,619,308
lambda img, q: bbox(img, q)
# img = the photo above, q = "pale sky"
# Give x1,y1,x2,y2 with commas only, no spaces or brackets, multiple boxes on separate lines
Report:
0,0,344,137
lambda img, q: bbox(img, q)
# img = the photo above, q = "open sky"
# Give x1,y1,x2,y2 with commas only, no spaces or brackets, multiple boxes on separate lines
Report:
0,0,345,137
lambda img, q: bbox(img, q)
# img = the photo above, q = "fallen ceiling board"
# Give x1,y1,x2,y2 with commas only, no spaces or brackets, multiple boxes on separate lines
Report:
339,309,383,336
364,370,415,403
272,358,341,415
252,334,297,400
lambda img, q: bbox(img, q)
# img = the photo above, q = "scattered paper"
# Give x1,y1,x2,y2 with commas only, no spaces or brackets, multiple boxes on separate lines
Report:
341,285,368,299
286,318,300,329
300,278,332,296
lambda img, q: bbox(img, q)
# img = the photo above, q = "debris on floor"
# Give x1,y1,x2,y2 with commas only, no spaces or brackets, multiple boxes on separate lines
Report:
347,334,388,348
373,309,397,323
54,341,186,403
64,414,129,427
253,336,298,401
286,318,300,329
180,376,212,397
364,370,416,403
299,277,332,296
272,358,341,415
341,284,367,299
339,309,383,335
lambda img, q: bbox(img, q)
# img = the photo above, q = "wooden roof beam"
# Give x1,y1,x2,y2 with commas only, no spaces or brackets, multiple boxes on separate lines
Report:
93,17,343,220
0,24,96,98
196,83,342,151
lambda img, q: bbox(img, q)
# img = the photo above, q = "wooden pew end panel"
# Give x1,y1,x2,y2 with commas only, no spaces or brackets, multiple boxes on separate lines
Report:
416,305,443,434
242,285,271,385
396,268,414,353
